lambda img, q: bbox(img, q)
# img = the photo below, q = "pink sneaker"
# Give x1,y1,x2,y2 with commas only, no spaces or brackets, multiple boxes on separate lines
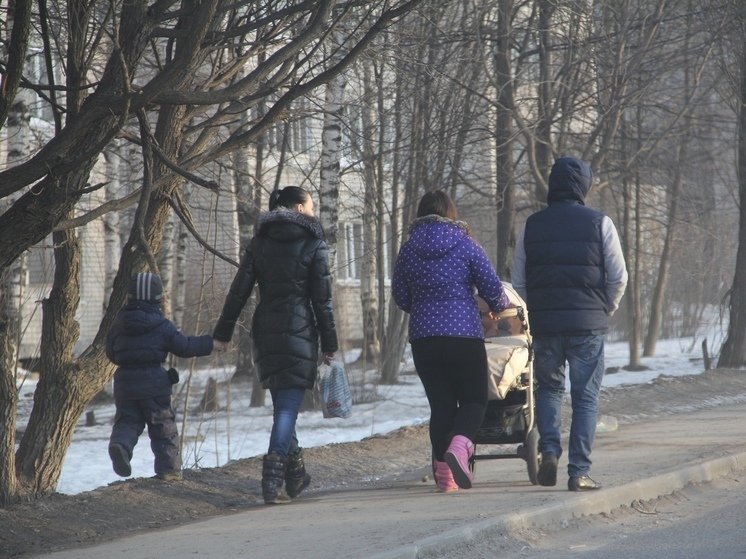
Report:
433,459,459,492
444,435,475,489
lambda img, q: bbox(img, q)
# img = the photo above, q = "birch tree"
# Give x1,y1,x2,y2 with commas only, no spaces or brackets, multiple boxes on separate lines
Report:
491,0,517,278
318,8,348,271
359,57,381,364
103,143,123,312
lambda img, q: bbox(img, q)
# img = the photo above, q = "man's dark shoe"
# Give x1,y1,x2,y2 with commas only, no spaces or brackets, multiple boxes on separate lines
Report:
537,452,558,486
568,475,602,491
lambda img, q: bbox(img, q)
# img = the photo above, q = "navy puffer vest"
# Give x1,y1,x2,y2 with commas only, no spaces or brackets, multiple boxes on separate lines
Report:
524,201,609,335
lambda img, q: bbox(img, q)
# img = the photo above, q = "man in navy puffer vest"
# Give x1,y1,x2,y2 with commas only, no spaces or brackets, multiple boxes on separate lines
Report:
512,157,628,491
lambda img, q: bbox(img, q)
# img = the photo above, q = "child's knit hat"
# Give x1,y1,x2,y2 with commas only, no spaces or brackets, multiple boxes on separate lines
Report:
128,272,163,304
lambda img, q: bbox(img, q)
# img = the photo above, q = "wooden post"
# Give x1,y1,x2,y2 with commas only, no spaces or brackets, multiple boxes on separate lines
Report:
199,377,219,412
702,338,711,372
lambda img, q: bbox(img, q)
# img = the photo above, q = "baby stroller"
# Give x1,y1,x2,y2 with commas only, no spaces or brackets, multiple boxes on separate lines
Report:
472,283,539,484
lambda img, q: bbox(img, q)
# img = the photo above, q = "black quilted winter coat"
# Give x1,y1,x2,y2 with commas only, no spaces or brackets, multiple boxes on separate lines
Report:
213,210,338,391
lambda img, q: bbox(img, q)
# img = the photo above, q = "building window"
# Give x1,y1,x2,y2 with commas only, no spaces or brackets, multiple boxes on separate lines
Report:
27,242,54,285
292,97,312,153
27,51,56,123
337,221,395,284
338,222,363,281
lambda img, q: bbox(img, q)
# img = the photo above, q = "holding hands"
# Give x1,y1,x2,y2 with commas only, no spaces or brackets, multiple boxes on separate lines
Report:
213,339,230,352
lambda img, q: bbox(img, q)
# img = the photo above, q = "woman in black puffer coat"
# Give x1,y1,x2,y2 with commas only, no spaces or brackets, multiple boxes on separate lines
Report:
213,186,338,504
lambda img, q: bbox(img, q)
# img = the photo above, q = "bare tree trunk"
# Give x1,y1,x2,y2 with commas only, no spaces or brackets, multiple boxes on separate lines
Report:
494,0,515,278
172,187,192,331
0,76,33,501
631,144,645,362
15,225,82,494
319,25,347,270
0,292,18,506
103,143,122,313
0,0,31,129
232,99,263,405
375,51,389,356
627,98,648,369
623,165,642,369
380,57,408,385
316,13,346,409
534,0,555,201
644,139,688,356
718,17,746,367
157,209,177,309
2,69,33,370
359,58,380,364
380,42,424,384
0,71,16,504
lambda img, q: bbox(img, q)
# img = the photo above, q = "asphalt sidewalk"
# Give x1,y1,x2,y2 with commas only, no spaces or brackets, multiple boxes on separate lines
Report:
32,402,746,559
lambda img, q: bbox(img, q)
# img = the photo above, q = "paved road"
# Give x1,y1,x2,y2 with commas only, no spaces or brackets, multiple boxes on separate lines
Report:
567,481,746,559
551,483,746,559
31,402,746,559
468,475,746,559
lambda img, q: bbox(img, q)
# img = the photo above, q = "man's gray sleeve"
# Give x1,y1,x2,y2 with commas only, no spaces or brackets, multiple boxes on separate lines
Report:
512,225,528,302
602,216,628,315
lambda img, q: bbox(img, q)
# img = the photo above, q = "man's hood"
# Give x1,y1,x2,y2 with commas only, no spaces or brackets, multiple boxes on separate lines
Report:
406,215,470,259
547,157,593,205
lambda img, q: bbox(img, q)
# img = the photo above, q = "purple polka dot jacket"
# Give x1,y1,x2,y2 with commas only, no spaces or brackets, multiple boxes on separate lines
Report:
392,215,510,341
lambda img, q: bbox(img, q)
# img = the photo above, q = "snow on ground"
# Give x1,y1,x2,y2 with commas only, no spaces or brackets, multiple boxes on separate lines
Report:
14,330,724,495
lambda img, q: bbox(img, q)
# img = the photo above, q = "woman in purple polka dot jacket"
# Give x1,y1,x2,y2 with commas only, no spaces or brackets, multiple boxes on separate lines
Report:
392,190,512,493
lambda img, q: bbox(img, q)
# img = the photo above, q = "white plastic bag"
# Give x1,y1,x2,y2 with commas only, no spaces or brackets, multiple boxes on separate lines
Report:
319,360,352,419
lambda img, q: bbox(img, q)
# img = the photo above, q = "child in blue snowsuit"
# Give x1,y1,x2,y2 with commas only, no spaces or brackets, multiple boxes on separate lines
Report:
106,272,214,481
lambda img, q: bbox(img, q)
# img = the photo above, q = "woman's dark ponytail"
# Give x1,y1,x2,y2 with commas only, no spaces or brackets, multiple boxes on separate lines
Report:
269,189,283,211
268,186,310,211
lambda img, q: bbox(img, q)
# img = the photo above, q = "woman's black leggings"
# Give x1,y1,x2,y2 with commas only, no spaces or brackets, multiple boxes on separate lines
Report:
410,336,488,461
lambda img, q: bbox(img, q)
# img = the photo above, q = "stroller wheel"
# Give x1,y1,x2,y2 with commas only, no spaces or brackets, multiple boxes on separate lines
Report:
525,428,540,485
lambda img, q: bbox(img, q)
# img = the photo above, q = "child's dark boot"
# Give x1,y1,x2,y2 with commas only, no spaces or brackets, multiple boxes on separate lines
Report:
108,444,132,477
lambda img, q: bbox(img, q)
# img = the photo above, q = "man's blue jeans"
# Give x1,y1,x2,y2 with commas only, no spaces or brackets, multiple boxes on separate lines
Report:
533,335,605,478
268,387,305,457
